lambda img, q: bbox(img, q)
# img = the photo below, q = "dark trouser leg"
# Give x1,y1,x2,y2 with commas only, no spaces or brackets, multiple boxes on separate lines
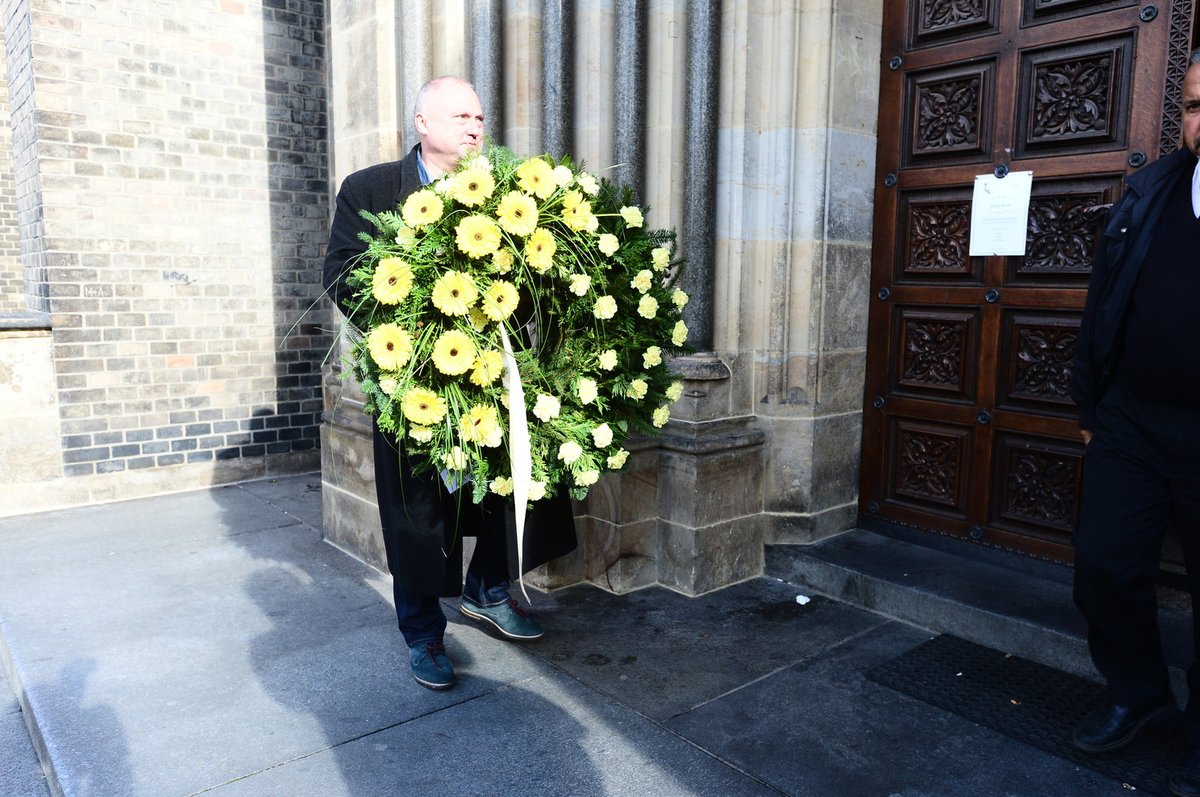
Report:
1169,419,1200,746
1074,388,1172,709
464,515,511,607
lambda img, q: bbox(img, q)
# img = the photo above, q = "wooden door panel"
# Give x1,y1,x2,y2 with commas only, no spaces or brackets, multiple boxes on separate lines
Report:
860,0,1195,562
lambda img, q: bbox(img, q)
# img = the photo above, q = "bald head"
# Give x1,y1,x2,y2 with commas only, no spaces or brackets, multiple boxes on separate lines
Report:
414,76,484,178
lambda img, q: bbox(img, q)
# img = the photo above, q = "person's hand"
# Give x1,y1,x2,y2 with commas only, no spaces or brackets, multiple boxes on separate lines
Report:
1080,429,1093,446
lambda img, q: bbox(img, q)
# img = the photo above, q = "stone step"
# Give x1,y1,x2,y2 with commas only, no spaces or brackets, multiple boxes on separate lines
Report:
764,529,1193,684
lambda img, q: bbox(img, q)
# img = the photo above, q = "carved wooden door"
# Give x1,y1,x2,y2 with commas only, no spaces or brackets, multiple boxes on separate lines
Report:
859,0,1196,562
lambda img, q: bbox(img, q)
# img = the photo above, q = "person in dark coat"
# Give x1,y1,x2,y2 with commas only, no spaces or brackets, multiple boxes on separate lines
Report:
323,76,576,691
1071,49,1200,796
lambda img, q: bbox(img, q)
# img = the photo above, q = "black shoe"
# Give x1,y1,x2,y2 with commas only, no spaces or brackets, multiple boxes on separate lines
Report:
1171,749,1200,797
1072,697,1174,753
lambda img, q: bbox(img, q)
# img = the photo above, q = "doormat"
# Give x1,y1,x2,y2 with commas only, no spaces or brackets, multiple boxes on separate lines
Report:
865,634,1186,795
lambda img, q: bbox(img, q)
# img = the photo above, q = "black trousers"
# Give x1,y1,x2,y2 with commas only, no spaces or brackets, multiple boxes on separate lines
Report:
1074,380,1200,744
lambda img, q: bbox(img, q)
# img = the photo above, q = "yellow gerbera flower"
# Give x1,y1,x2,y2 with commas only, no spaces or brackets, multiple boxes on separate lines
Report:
562,190,584,209
450,165,495,207
562,200,594,232
525,228,556,274
481,281,519,322
402,386,446,426
366,323,413,371
456,214,501,259
431,270,478,316
470,349,505,386
496,191,539,237
460,404,503,447
620,205,644,227
431,329,477,376
372,257,414,305
515,157,556,199
637,295,658,319
401,188,442,228
593,295,617,320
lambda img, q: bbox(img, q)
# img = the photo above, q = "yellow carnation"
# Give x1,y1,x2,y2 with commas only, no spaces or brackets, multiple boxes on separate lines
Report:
401,188,442,228
643,346,662,368
482,280,519,321
402,387,446,426
620,206,644,227
627,379,648,400
598,233,619,257
372,257,414,305
630,269,653,293
591,423,613,448
673,289,689,308
672,320,688,346
577,377,598,405
525,228,556,273
496,191,539,237
577,172,599,196
593,295,617,320
552,165,574,188
666,382,684,401
569,273,591,296
431,329,477,376
460,404,503,448
558,441,583,464
598,349,618,370
490,476,514,496
574,469,600,487
651,247,671,271
407,425,433,443
396,226,417,248
637,295,658,319
527,480,547,501
515,157,556,199
367,323,413,371
493,249,514,273
467,307,489,331
652,406,670,427
607,449,629,469
456,214,501,259
450,165,495,207
532,393,561,422
470,349,505,386
379,376,399,396
443,446,467,471
431,270,478,316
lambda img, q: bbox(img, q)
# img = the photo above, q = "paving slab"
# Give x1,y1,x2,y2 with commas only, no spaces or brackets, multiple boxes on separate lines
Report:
665,621,1123,797
0,667,50,797
525,579,891,721
206,669,779,797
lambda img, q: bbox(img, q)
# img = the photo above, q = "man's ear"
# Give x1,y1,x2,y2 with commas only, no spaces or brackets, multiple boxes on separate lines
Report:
414,112,428,134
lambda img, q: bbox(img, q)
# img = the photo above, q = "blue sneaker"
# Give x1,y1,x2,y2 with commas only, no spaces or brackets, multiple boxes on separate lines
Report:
460,596,544,640
409,641,456,690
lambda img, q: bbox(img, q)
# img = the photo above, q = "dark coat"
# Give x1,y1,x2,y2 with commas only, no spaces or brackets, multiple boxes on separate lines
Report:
1071,147,1197,430
323,145,577,596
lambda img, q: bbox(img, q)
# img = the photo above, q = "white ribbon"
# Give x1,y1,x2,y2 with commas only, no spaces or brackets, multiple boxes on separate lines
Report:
498,325,532,600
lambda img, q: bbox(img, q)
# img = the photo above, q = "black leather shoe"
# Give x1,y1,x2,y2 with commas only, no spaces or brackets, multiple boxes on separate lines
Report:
1171,749,1200,797
1072,697,1175,753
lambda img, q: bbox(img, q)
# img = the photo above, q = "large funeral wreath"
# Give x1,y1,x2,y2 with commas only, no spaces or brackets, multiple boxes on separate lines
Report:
341,143,690,503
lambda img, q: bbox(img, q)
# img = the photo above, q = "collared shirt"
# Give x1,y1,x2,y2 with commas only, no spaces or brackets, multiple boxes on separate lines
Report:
416,147,432,187
1192,156,1199,218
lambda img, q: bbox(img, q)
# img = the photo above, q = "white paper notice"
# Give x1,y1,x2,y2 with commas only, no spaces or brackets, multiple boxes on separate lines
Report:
968,170,1033,256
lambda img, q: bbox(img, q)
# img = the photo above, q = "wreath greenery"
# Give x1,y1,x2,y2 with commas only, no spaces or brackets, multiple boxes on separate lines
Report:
342,143,690,502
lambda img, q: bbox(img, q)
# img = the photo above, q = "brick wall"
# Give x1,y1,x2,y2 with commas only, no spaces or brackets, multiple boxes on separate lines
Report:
0,27,24,312
1,0,330,485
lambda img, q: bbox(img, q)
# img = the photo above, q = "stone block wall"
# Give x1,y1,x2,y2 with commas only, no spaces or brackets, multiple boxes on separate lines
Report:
0,27,22,312
0,0,331,514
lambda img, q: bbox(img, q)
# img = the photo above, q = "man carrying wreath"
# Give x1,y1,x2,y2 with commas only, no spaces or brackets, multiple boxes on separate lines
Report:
323,76,577,691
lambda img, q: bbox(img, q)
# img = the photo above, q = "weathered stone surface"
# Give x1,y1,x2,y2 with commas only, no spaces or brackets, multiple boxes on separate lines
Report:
658,514,766,596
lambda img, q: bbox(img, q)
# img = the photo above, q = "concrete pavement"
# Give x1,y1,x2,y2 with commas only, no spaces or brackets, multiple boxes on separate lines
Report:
0,474,1133,795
